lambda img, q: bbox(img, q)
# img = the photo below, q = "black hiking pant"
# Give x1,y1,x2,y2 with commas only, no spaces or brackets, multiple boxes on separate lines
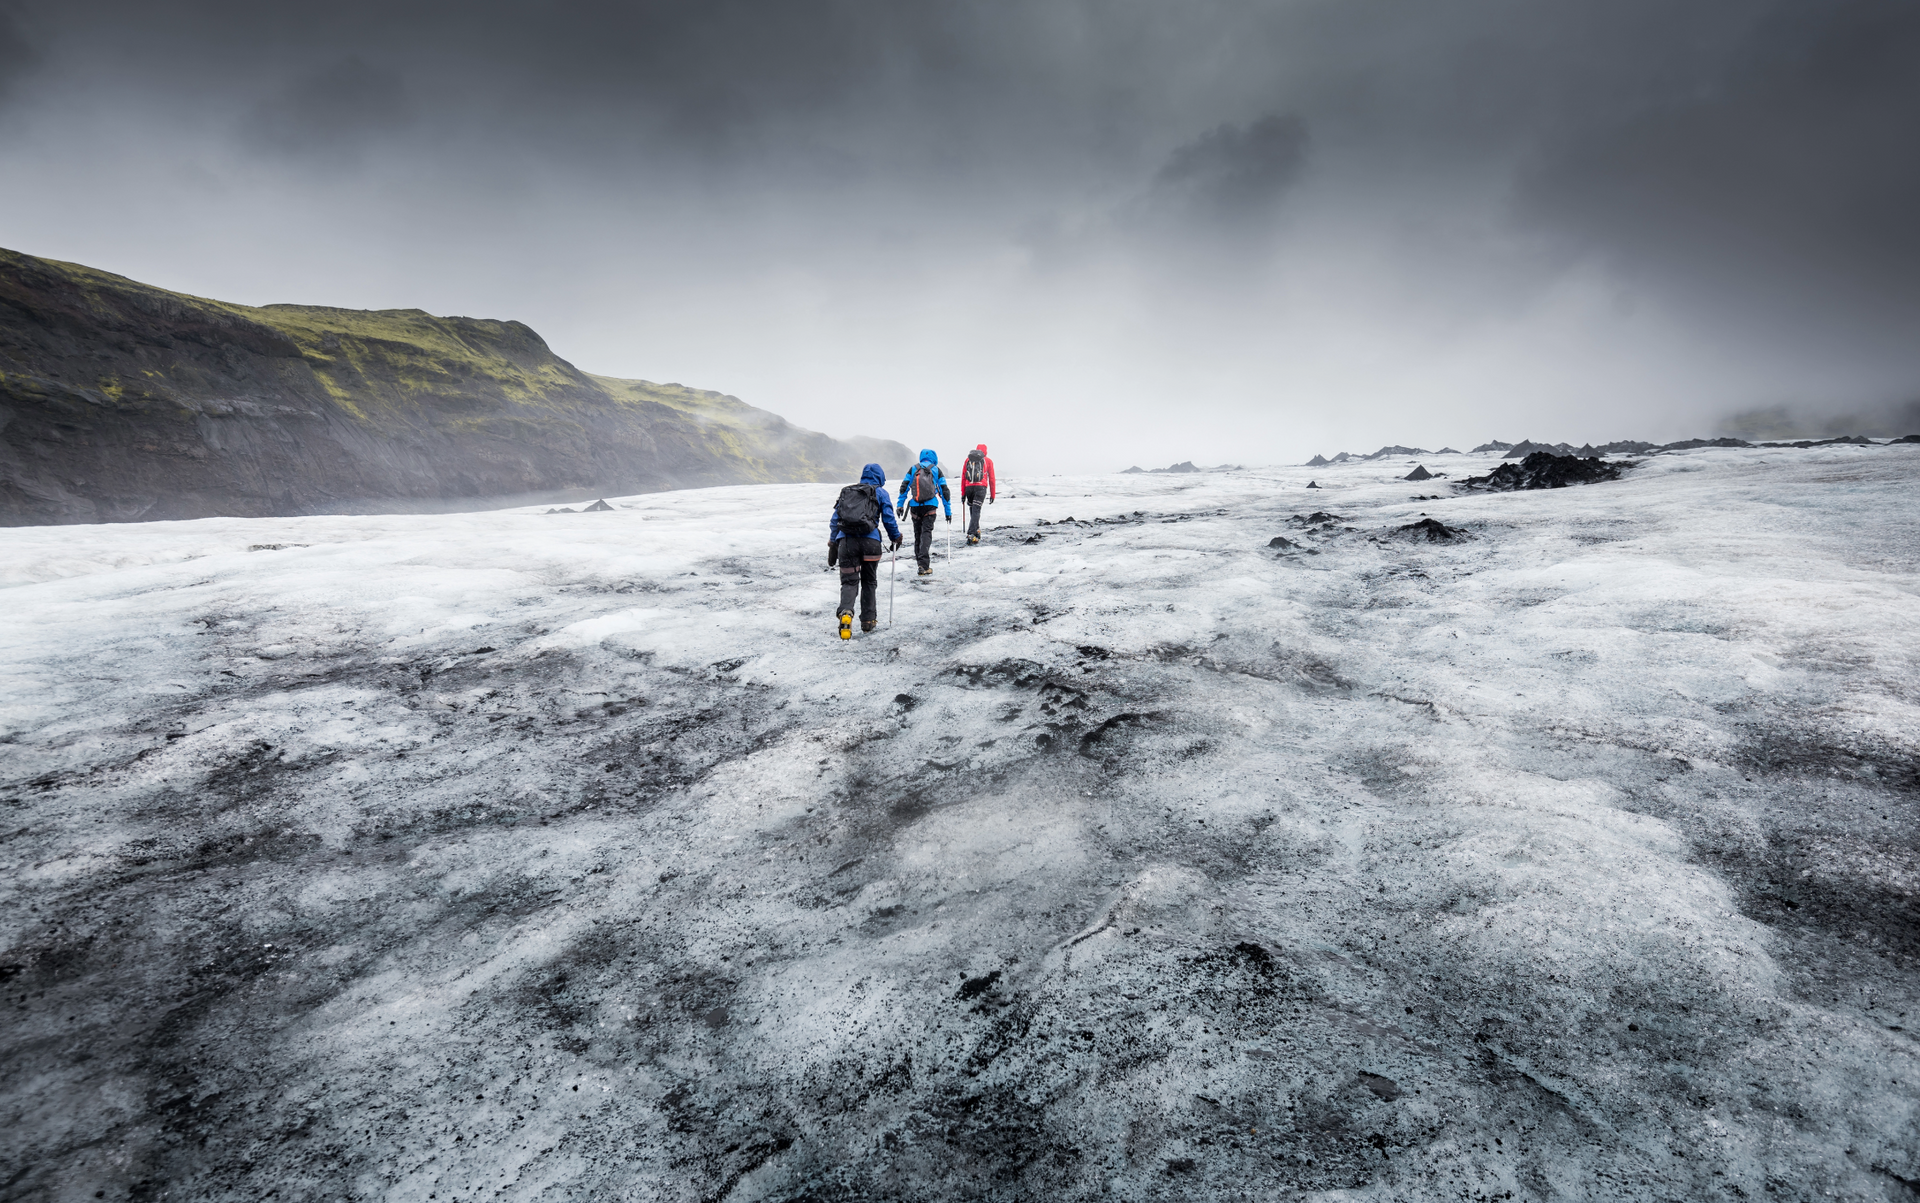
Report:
908,506,940,570
837,536,882,621
963,485,987,538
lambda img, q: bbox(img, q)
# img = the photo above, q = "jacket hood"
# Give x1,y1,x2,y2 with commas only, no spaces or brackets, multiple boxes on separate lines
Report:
975,444,988,453
860,463,886,486
919,448,938,464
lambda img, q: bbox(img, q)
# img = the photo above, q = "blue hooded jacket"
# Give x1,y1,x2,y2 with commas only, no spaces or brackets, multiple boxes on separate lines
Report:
830,463,903,543
898,449,952,518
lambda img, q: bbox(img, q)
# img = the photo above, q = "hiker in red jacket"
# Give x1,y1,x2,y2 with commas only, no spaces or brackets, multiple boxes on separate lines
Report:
960,444,996,545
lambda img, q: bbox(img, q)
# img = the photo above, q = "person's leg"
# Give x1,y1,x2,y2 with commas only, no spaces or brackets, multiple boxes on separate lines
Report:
859,556,880,625
967,499,982,538
838,549,861,616
914,507,935,570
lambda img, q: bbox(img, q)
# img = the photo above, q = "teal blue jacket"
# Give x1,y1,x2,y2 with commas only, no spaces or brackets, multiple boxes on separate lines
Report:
897,449,952,519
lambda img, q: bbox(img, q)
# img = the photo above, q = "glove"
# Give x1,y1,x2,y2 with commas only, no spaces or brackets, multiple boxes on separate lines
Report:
988,496,995,504
944,514,952,523
827,540,838,568
889,537,902,551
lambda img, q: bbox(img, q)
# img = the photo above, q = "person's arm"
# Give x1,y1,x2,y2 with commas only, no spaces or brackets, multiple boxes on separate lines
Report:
897,473,911,516
987,457,996,501
939,472,952,519
879,488,902,544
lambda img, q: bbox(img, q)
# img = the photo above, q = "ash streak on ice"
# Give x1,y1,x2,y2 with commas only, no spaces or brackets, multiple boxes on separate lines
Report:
2,446,1917,1200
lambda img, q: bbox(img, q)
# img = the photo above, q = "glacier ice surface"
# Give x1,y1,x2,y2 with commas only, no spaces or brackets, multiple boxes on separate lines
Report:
3,445,1918,1200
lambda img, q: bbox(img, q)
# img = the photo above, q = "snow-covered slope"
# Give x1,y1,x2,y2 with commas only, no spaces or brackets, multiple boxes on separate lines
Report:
4,446,1917,1200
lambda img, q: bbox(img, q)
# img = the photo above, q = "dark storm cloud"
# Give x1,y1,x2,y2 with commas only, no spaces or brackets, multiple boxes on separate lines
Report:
36,0,1892,295
4,0,1919,454
0,6,38,104
12,0,1114,165
1149,114,1309,226
1519,0,1920,331
237,57,411,159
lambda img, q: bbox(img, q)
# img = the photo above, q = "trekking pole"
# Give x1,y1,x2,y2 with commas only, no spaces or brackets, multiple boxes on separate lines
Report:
889,546,896,626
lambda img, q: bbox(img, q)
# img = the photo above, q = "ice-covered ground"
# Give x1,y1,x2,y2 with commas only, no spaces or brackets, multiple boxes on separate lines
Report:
4,446,1918,1202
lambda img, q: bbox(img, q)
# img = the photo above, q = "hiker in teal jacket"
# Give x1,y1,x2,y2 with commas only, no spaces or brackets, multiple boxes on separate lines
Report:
896,449,951,576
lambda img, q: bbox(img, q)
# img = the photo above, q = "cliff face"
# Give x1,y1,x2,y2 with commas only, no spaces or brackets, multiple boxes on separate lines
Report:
0,248,907,524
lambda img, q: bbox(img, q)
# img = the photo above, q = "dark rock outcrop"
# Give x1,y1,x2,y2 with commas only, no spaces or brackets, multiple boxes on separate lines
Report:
1363,445,1429,459
1507,437,1695,458
1657,437,1751,451
1304,454,1330,467
1399,517,1461,540
1404,464,1433,481
0,248,909,525
1462,451,1626,491
1127,461,1201,474
1757,434,1876,449
1502,438,1577,458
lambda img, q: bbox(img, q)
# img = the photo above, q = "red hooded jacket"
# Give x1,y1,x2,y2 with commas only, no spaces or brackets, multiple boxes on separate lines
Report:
962,444,996,500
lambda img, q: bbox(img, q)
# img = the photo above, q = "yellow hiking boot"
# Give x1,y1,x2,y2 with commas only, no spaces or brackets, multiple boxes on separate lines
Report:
838,613,853,640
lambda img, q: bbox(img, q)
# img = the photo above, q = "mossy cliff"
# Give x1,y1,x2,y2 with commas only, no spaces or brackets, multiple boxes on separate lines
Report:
0,248,908,524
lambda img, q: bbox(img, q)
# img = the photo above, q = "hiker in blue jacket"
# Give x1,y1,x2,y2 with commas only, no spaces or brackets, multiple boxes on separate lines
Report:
896,449,951,577
828,462,903,638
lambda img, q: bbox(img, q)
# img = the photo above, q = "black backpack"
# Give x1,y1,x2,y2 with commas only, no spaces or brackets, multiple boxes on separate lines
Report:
835,483,880,537
911,463,938,503
963,450,986,485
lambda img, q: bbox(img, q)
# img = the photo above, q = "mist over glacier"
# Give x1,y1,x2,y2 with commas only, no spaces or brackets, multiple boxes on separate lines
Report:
4,445,1916,1199
3,0,1919,469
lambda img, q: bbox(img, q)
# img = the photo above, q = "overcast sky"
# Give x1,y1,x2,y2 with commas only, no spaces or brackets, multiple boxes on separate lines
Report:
3,0,1916,469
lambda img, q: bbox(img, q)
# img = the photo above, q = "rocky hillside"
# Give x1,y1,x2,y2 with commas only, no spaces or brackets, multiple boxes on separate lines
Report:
0,248,908,524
